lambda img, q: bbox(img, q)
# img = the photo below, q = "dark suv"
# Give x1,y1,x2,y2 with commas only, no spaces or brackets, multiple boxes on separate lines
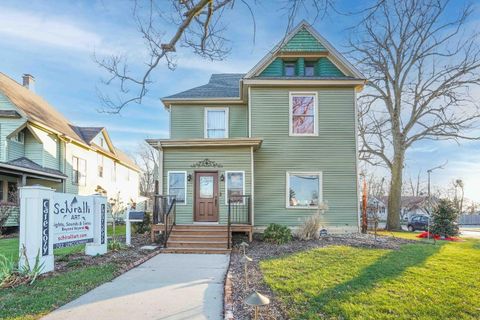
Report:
407,215,429,231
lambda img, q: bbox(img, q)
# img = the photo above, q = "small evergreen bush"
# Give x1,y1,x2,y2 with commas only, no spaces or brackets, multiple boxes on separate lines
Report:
133,212,151,234
430,199,459,238
263,223,292,244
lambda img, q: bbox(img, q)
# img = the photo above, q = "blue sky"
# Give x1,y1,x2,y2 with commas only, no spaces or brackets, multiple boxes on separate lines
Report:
1,0,479,201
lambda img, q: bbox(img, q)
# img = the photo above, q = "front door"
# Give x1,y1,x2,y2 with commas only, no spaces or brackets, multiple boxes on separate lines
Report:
194,172,219,222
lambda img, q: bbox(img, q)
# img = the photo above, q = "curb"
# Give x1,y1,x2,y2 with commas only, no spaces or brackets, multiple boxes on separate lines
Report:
224,267,234,320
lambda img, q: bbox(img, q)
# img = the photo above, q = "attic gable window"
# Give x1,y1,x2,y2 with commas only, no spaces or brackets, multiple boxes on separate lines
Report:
205,107,229,138
305,61,315,76
284,62,296,76
289,92,318,136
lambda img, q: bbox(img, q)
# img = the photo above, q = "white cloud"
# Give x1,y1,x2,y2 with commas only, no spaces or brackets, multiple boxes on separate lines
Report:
0,7,112,54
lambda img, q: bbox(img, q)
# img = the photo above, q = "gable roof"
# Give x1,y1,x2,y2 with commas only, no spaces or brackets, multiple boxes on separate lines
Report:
245,20,365,79
0,72,85,142
163,73,244,100
0,72,140,172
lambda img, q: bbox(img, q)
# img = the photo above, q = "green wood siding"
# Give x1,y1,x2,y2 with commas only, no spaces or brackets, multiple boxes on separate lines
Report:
317,57,344,77
296,58,305,76
0,93,26,162
251,87,358,227
170,105,247,139
163,147,251,224
24,130,43,166
280,28,326,52
7,140,24,160
259,58,284,77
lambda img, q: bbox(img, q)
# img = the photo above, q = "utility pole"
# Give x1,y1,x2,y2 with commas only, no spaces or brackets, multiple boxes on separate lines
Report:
361,174,368,234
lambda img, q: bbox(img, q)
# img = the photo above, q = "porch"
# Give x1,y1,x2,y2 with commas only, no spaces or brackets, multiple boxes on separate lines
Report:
151,195,253,253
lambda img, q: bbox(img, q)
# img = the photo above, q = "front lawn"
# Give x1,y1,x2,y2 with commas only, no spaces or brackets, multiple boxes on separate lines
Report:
261,240,480,319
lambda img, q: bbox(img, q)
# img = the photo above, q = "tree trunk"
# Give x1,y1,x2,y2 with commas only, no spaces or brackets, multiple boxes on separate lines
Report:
386,151,404,230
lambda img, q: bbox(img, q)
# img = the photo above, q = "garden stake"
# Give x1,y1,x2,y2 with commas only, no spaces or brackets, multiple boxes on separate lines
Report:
239,241,249,255
245,291,270,320
242,255,253,289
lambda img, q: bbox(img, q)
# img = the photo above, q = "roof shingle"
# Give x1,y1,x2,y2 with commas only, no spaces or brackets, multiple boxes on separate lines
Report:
163,73,244,99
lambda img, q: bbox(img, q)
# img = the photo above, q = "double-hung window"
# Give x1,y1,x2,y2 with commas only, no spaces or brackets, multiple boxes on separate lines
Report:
72,156,86,186
289,92,317,136
205,107,228,138
287,172,322,208
168,171,186,204
284,62,296,76
225,171,245,204
97,154,104,178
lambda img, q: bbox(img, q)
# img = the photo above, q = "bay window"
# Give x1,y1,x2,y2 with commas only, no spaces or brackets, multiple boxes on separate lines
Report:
287,172,322,208
289,92,317,136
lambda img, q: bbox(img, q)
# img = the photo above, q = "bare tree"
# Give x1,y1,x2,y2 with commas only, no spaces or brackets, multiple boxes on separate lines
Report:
136,142,159,197
95,0,345,113
354,0,480,230
404,170,426,197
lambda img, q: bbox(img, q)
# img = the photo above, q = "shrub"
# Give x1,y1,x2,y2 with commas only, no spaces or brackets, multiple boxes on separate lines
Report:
133,212,151,234
430,199,459,238
1,246,44,288
297,214,322,240
263,223,292,245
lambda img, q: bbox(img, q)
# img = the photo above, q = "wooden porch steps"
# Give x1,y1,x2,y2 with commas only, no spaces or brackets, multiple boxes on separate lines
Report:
163,225,231,254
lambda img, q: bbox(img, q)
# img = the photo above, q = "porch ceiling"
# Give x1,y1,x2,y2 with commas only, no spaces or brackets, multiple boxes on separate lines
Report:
146,137,263,150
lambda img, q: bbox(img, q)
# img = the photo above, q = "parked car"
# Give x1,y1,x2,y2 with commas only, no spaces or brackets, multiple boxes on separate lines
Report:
407,215,429,231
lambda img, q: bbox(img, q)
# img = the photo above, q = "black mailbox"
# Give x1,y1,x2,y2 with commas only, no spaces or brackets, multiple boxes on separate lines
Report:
128,211,145,222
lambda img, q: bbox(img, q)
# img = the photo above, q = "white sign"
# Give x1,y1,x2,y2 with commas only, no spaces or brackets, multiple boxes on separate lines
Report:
18,186,107,275
52,194,95,248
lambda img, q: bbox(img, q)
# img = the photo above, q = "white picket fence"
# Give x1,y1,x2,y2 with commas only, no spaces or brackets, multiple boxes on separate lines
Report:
459,214,480,225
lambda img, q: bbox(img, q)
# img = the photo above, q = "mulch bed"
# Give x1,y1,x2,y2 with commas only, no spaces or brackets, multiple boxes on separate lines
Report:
51,233,159,277
227,233,416,319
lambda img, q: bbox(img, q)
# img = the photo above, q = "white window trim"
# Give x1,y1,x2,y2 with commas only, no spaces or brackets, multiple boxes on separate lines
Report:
204,107,229,139
72,155,87,186
12,131,24,144
286,171,323,209
289,92,318,137
225,170,246,205
167,171,187,205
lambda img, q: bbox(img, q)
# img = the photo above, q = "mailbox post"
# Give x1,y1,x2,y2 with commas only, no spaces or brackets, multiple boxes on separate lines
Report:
125,208,145,246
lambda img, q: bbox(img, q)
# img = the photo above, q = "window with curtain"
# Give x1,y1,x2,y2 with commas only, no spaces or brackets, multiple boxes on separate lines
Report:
290,93,317,135
168,172,186,204
205,108,228,138
226,171,245,204
287,172,321,208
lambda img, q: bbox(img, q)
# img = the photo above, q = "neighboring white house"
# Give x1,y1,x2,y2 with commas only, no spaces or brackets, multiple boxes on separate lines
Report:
367,196,431,221
0,73,141,226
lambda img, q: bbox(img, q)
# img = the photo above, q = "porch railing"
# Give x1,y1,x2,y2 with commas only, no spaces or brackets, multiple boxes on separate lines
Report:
227,195,252,249
153,195,176,247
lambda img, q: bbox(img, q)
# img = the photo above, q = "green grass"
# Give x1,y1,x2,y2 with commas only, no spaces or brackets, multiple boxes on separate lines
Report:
0,263,118,320
375,230,426,240
261,240,480,319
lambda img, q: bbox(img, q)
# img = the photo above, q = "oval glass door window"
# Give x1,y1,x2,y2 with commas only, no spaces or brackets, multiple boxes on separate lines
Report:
200,176,214,198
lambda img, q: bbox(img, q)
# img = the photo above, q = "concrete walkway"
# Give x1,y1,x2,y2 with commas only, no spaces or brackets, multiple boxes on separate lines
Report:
42,254,230,320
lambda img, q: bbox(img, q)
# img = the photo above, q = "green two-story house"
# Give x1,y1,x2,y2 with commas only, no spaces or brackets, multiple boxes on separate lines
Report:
147,22,365,244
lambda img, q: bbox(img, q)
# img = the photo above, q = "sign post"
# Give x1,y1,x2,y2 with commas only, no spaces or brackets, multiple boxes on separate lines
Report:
18,186,55,274
85,195,108,255
19,186,108,274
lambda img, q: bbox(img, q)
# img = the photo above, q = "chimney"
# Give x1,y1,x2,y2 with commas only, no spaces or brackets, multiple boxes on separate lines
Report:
22,74,35,91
